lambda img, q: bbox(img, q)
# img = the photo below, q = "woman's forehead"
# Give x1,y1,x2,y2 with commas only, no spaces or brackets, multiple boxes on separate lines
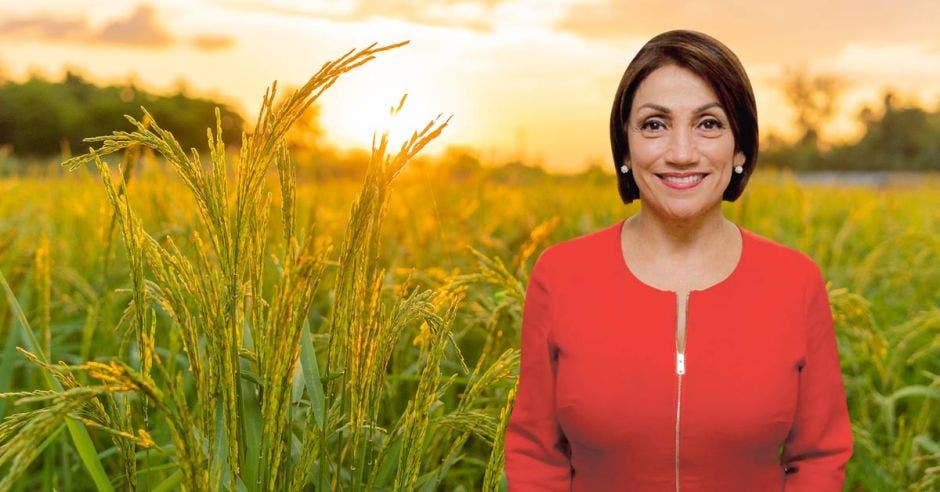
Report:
631,66,724,115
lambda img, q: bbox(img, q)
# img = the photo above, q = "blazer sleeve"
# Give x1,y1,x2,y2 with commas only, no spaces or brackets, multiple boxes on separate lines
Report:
782,262,853,491
504,252,573,490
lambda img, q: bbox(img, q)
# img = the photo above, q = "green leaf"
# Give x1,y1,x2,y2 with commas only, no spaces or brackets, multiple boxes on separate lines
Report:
240,320,262,487
152,470,182,492
300,319,325,430
372,434,403,487
913,435,940,455
887,385,940,402
418,444,464,492
0,295,21,419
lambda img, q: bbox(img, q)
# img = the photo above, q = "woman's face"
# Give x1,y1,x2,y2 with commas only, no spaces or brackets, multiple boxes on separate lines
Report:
626,64,745,221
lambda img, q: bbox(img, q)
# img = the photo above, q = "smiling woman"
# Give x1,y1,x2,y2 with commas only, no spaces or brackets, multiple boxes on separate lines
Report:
610,31,759,206
503,29,853,492
624,64,745,220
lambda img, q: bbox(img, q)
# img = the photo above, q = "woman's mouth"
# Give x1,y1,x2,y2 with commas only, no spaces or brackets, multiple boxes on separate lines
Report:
657,173,707,190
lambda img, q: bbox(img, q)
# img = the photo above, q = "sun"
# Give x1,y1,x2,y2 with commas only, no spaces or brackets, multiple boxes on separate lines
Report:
317,66,459,154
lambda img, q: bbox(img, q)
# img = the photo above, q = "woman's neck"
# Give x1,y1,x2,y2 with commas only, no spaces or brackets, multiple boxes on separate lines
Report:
627,204,733,256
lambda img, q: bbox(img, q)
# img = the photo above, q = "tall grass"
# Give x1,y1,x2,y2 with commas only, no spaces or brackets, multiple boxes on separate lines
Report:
0,43,937,490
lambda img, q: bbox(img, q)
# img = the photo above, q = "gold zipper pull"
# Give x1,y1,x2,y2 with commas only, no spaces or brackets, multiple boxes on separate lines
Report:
676,352,685,375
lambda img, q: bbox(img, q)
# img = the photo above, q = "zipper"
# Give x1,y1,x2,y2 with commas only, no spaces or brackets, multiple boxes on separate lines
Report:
675,291,691,492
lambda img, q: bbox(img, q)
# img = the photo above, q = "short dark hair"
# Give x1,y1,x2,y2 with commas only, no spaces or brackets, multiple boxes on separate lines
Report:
610,30,758,204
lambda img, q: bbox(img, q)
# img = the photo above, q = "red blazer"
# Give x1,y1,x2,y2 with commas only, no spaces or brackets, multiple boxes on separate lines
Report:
504,219,853,491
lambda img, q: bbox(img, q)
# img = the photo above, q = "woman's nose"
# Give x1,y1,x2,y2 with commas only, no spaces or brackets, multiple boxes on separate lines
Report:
665,127,699,165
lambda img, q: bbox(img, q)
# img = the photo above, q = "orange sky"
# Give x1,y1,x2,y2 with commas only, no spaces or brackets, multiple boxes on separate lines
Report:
1,0,939,172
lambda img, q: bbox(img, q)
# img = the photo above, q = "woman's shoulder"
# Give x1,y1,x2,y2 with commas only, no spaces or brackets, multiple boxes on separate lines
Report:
532,219,622,279
739,226,825,282
550,220,620,254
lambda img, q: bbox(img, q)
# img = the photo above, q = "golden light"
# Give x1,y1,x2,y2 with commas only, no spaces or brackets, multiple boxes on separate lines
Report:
316,48,463,155
324,89,456,155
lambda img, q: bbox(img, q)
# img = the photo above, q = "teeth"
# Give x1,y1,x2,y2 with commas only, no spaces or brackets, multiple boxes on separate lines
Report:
661,174,705,185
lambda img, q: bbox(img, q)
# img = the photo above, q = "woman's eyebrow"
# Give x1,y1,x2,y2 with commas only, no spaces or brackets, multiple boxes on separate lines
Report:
694,102,723,114
636,102,722,114
636,102,671,113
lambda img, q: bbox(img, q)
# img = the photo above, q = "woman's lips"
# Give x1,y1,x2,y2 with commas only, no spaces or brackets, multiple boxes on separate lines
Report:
657,173,707,190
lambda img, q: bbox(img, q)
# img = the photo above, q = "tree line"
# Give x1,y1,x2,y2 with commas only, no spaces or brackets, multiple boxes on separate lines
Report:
761,70,940,171
0,69,938,171
0,71,243,159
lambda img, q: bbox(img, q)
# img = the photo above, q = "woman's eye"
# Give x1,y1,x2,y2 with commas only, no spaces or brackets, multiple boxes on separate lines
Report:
699,118,723,130
641,120,665,131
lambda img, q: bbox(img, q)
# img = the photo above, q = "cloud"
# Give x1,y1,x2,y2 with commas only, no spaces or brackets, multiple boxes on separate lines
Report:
224,0,507,31
349,0,499,30
93,4,172,47
554,0,940,64
0,3,235,51
190,34,236,51
0,16,87,41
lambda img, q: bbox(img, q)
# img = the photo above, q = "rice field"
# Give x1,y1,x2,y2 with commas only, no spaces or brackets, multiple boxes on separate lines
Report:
0,43,938,491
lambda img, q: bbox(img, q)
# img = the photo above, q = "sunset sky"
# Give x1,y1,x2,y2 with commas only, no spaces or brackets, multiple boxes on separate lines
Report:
2,0,939,172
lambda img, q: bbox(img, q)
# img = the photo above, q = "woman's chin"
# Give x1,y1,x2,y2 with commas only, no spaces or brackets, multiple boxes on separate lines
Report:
646,201,722,223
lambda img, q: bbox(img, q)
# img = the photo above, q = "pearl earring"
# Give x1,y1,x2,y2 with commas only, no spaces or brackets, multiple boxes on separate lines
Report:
734,165,743,174
620,164,630,174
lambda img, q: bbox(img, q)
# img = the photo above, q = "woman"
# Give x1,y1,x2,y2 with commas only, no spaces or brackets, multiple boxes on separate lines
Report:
503,30,853,491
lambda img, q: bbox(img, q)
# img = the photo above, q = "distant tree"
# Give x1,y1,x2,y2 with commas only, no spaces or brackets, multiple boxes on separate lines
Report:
487,160,547,185
0,71,244,159
438,145,482,181
761,68,848,170
829,92,940,170
575,160,611,185
780,67,846,149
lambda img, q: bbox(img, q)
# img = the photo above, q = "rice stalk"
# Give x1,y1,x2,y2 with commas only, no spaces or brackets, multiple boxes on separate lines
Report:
296,85,448,489
482,382,517,492
391,290,462,491
32,236,51,359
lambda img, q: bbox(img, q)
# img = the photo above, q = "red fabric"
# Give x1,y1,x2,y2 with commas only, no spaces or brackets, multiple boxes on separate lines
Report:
504,219,853,491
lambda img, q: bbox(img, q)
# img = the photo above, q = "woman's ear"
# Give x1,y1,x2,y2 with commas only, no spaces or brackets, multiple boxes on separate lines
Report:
733,151,745,167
